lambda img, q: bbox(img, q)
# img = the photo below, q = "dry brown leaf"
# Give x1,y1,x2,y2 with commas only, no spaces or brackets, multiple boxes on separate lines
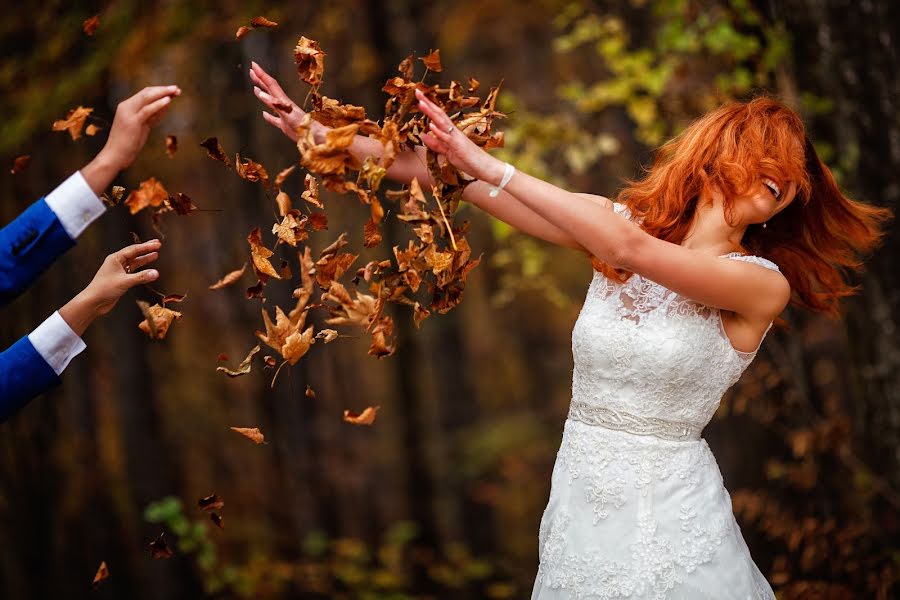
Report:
419,49,442,72
307,212,328,230
83,15,100,36
343,406,380,425
272,211,308,247
10,155,29,174
209,263,247,290
236,153,270,188
305,385,316,398
250,16,278,28
275,191,292,216
85,123,101,136
216,344,260,377
137,302,182,340
52,106,93,140
149,532,173,559
248,227,281,280
125,177,169,215
294,36,326,86
198,494,224,511
92,560,109,588
235,25,251,40
274,164,297,190
210,512,224,529
165,135,177,157
200,137,230,166
300,174,322,208
315,329,339,343
231,427,266,444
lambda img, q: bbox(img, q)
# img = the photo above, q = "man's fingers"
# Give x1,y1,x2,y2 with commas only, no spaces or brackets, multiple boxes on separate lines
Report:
136,85,181,106
126,269,159,286
127,252,159,271
137,95,173,122
119,239,162,262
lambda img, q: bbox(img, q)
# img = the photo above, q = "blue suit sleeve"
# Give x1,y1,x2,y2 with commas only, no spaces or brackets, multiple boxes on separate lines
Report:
0,336,61,423
0,198,75,305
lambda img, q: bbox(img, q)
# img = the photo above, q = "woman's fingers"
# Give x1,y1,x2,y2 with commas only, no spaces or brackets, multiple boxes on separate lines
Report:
261,111,284,129
253,86,280,111
251,61,287,98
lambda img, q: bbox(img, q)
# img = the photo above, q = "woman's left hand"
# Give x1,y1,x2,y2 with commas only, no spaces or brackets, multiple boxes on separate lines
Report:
415,88,504,185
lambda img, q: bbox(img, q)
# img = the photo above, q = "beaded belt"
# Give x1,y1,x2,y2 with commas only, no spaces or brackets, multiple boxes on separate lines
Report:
567,400,703,442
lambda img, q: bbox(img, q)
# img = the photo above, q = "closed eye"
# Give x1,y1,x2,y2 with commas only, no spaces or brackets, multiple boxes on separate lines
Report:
762,178,781,200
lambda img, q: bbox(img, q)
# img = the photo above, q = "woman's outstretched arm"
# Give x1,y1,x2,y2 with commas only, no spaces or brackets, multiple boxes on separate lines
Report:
248,61,608,252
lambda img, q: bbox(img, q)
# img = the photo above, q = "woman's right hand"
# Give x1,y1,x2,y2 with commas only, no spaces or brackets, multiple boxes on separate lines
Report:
250,61,326,143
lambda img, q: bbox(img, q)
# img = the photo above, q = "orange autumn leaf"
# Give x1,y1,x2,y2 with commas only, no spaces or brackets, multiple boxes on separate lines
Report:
274,164,296,190
231,427,266,444
52,106,93,140
275,191,292,217
85,123,101,136
272,211,309,247
235,153,270,188
200,136,230,166
256,306,316,364
247,227,281,279
165,135,177,157
137,301,182,340
250,16,278,28
300,174,322,208
294,36,326,86
419,49,442,72
10,155,29,174
92,560,109,588
235,25,251,40
83,15,100,36
209,263,247,290
125,177,169,215
216,344,260,377
343,406,380,425
297,118,359,176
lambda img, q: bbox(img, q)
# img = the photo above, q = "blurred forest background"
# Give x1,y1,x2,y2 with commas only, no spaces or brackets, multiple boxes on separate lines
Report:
1,0,898,598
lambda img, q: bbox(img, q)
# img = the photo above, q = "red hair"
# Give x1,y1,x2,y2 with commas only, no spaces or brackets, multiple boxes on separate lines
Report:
595,96,893,321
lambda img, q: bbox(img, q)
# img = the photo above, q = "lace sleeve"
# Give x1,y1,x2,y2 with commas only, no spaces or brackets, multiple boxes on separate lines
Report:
723,254,781,273
612,202,639,223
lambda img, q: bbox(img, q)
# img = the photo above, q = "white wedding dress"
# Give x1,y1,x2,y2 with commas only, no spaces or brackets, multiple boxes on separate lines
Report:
532,203,777,599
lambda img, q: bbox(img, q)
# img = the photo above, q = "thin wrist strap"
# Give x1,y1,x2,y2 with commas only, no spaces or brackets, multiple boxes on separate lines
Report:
488,163,516,197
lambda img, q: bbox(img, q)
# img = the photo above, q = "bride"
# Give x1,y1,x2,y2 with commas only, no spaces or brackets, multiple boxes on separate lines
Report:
249,62,891,598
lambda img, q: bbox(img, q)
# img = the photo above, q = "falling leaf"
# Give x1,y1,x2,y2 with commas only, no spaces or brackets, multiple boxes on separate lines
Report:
256,306,316,365
52,106,93,140
10,155,29,174
398,54,415,79
235,153,270,188
300,174,322,208
343,406,380,425
92,561,109,588
235,25,251,40
209,263,247,290
83,15,100,36
419,49,442,72
250,16,278,28
165,192,197,215
248,228,281,279
125,177,168,215
263,355,277,367
305,385,316,398
274,165,296,190
165,135,178,157
198,494,224,512
200,137,230,166
294,36,326,87
210,513,224,529
315,329,338,343
231,427,266,444
272,211,309,246
149,533,173,559
85,124,101,136
307,212,328,230
275,191,292,216
137,302,182,340
161,293,187,305
363,218,382,248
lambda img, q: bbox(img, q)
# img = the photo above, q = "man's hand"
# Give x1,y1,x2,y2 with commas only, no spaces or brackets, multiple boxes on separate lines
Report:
59,240,162,336
81,86,181,195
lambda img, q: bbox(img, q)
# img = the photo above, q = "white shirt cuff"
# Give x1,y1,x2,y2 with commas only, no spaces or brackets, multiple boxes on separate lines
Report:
27,311,87,376
44,171,106,239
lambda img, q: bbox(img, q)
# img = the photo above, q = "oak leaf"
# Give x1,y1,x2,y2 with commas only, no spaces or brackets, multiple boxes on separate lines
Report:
52,106,93,140
231,427,266,444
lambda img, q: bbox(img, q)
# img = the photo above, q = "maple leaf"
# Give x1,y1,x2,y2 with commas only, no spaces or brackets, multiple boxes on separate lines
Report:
216,344,260,377
231,427,266,444
137,302,182,340
419,49,442,72
209,263,247,290
200,137,230,167
149,533,173,559
274,164,296,190
248,227,281,280
323,281,377,327
236,153,270,188
125,177,169,215
198,494,224,511
250,16,278,28
272,211,309,246
294,36,326,86
83,15,100,36
165,135,177,157
92,561,109,588
10,155,29,174
343,406,380,425
256,306,315,364
52,106,93,140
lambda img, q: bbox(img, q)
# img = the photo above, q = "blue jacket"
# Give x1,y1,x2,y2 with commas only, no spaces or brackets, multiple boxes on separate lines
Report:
0,198,76,421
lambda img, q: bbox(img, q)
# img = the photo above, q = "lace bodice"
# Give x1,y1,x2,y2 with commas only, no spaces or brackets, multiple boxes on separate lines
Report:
569,202,780,440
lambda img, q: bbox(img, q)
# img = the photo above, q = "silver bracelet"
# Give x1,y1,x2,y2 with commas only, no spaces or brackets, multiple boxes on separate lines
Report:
488,162,516,197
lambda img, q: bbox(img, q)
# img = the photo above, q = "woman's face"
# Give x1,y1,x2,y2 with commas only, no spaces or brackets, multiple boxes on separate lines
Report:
737,176,799,225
